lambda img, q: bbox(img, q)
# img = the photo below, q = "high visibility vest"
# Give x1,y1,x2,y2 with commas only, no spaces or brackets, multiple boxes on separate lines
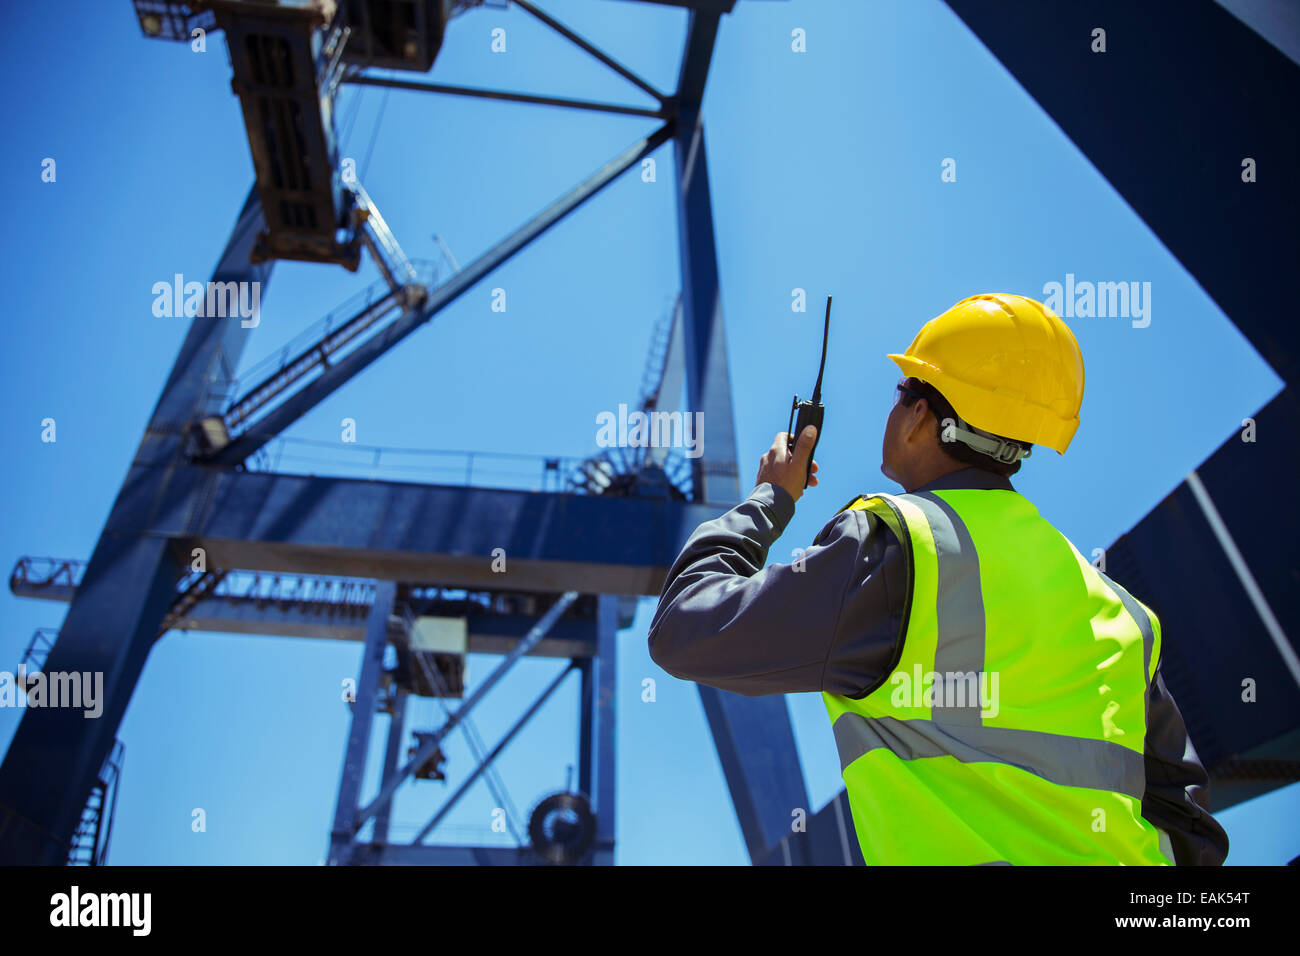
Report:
823,488,1176,865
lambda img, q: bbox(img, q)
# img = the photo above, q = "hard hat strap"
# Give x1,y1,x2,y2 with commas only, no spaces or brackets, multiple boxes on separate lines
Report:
947,418,1032,464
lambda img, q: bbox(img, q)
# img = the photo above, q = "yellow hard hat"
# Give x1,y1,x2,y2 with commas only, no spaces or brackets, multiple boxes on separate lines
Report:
888,293,1085,455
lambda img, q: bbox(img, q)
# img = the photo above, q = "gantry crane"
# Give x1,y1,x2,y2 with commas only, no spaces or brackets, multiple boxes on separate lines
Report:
0,0,821,867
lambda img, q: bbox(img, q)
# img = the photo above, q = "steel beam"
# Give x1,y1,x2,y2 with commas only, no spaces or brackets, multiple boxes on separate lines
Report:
328,581,396,865
672,8,738,507
0,188,272,864
372,688,408,845
675,8,726,119
577,657,594,799
674,120,740,506
12,577,599,654
346,74,666,118
633,1,738,14
666,12,812,865
143,467,723,595
590,595,618,865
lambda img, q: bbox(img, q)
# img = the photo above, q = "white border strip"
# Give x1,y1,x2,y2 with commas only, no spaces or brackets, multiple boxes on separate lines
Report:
1187,469,1300,691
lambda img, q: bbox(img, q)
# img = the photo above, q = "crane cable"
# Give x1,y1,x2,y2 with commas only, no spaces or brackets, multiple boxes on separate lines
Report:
359,85,391,183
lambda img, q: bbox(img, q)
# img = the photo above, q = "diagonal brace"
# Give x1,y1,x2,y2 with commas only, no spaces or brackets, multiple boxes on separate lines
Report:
410,662,575,846
512,0,667,104
351,591,579,832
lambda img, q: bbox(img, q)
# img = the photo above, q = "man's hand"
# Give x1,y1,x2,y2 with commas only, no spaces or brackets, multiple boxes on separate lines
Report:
756,426,819,503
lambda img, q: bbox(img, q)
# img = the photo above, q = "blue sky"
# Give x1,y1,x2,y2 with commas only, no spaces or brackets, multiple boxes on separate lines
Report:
0,0,1294,865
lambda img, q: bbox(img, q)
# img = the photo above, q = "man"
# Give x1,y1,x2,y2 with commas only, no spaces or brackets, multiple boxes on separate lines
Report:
648,292,1228,865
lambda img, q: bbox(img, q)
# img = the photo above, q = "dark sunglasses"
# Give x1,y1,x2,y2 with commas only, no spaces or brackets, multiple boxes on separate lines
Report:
895,382,926,404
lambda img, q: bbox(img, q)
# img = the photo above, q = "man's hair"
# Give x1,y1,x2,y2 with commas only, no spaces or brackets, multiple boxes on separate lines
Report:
897,377,1032,477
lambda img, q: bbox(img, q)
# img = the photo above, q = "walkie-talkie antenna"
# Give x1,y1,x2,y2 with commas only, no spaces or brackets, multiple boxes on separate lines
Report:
811,295,831,403
787,294,832,489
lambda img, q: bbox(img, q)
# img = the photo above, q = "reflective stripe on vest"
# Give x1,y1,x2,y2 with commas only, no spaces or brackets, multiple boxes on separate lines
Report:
823,489,1171,865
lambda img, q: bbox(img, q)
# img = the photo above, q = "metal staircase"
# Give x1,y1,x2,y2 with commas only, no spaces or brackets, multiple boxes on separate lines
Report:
66,740,124,866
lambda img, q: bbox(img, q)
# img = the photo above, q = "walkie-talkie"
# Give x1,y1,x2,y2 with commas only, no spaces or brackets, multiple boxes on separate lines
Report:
787,295,831,489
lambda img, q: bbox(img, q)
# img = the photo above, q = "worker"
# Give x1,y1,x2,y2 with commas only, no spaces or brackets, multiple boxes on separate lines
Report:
647,293,1229,865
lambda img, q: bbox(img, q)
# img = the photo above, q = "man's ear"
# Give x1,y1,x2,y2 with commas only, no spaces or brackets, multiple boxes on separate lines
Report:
902,400,930,445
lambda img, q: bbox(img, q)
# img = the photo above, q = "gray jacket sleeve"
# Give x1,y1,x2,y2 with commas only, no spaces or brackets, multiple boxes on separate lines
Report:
647,482,903,698
1140,666,1230,865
